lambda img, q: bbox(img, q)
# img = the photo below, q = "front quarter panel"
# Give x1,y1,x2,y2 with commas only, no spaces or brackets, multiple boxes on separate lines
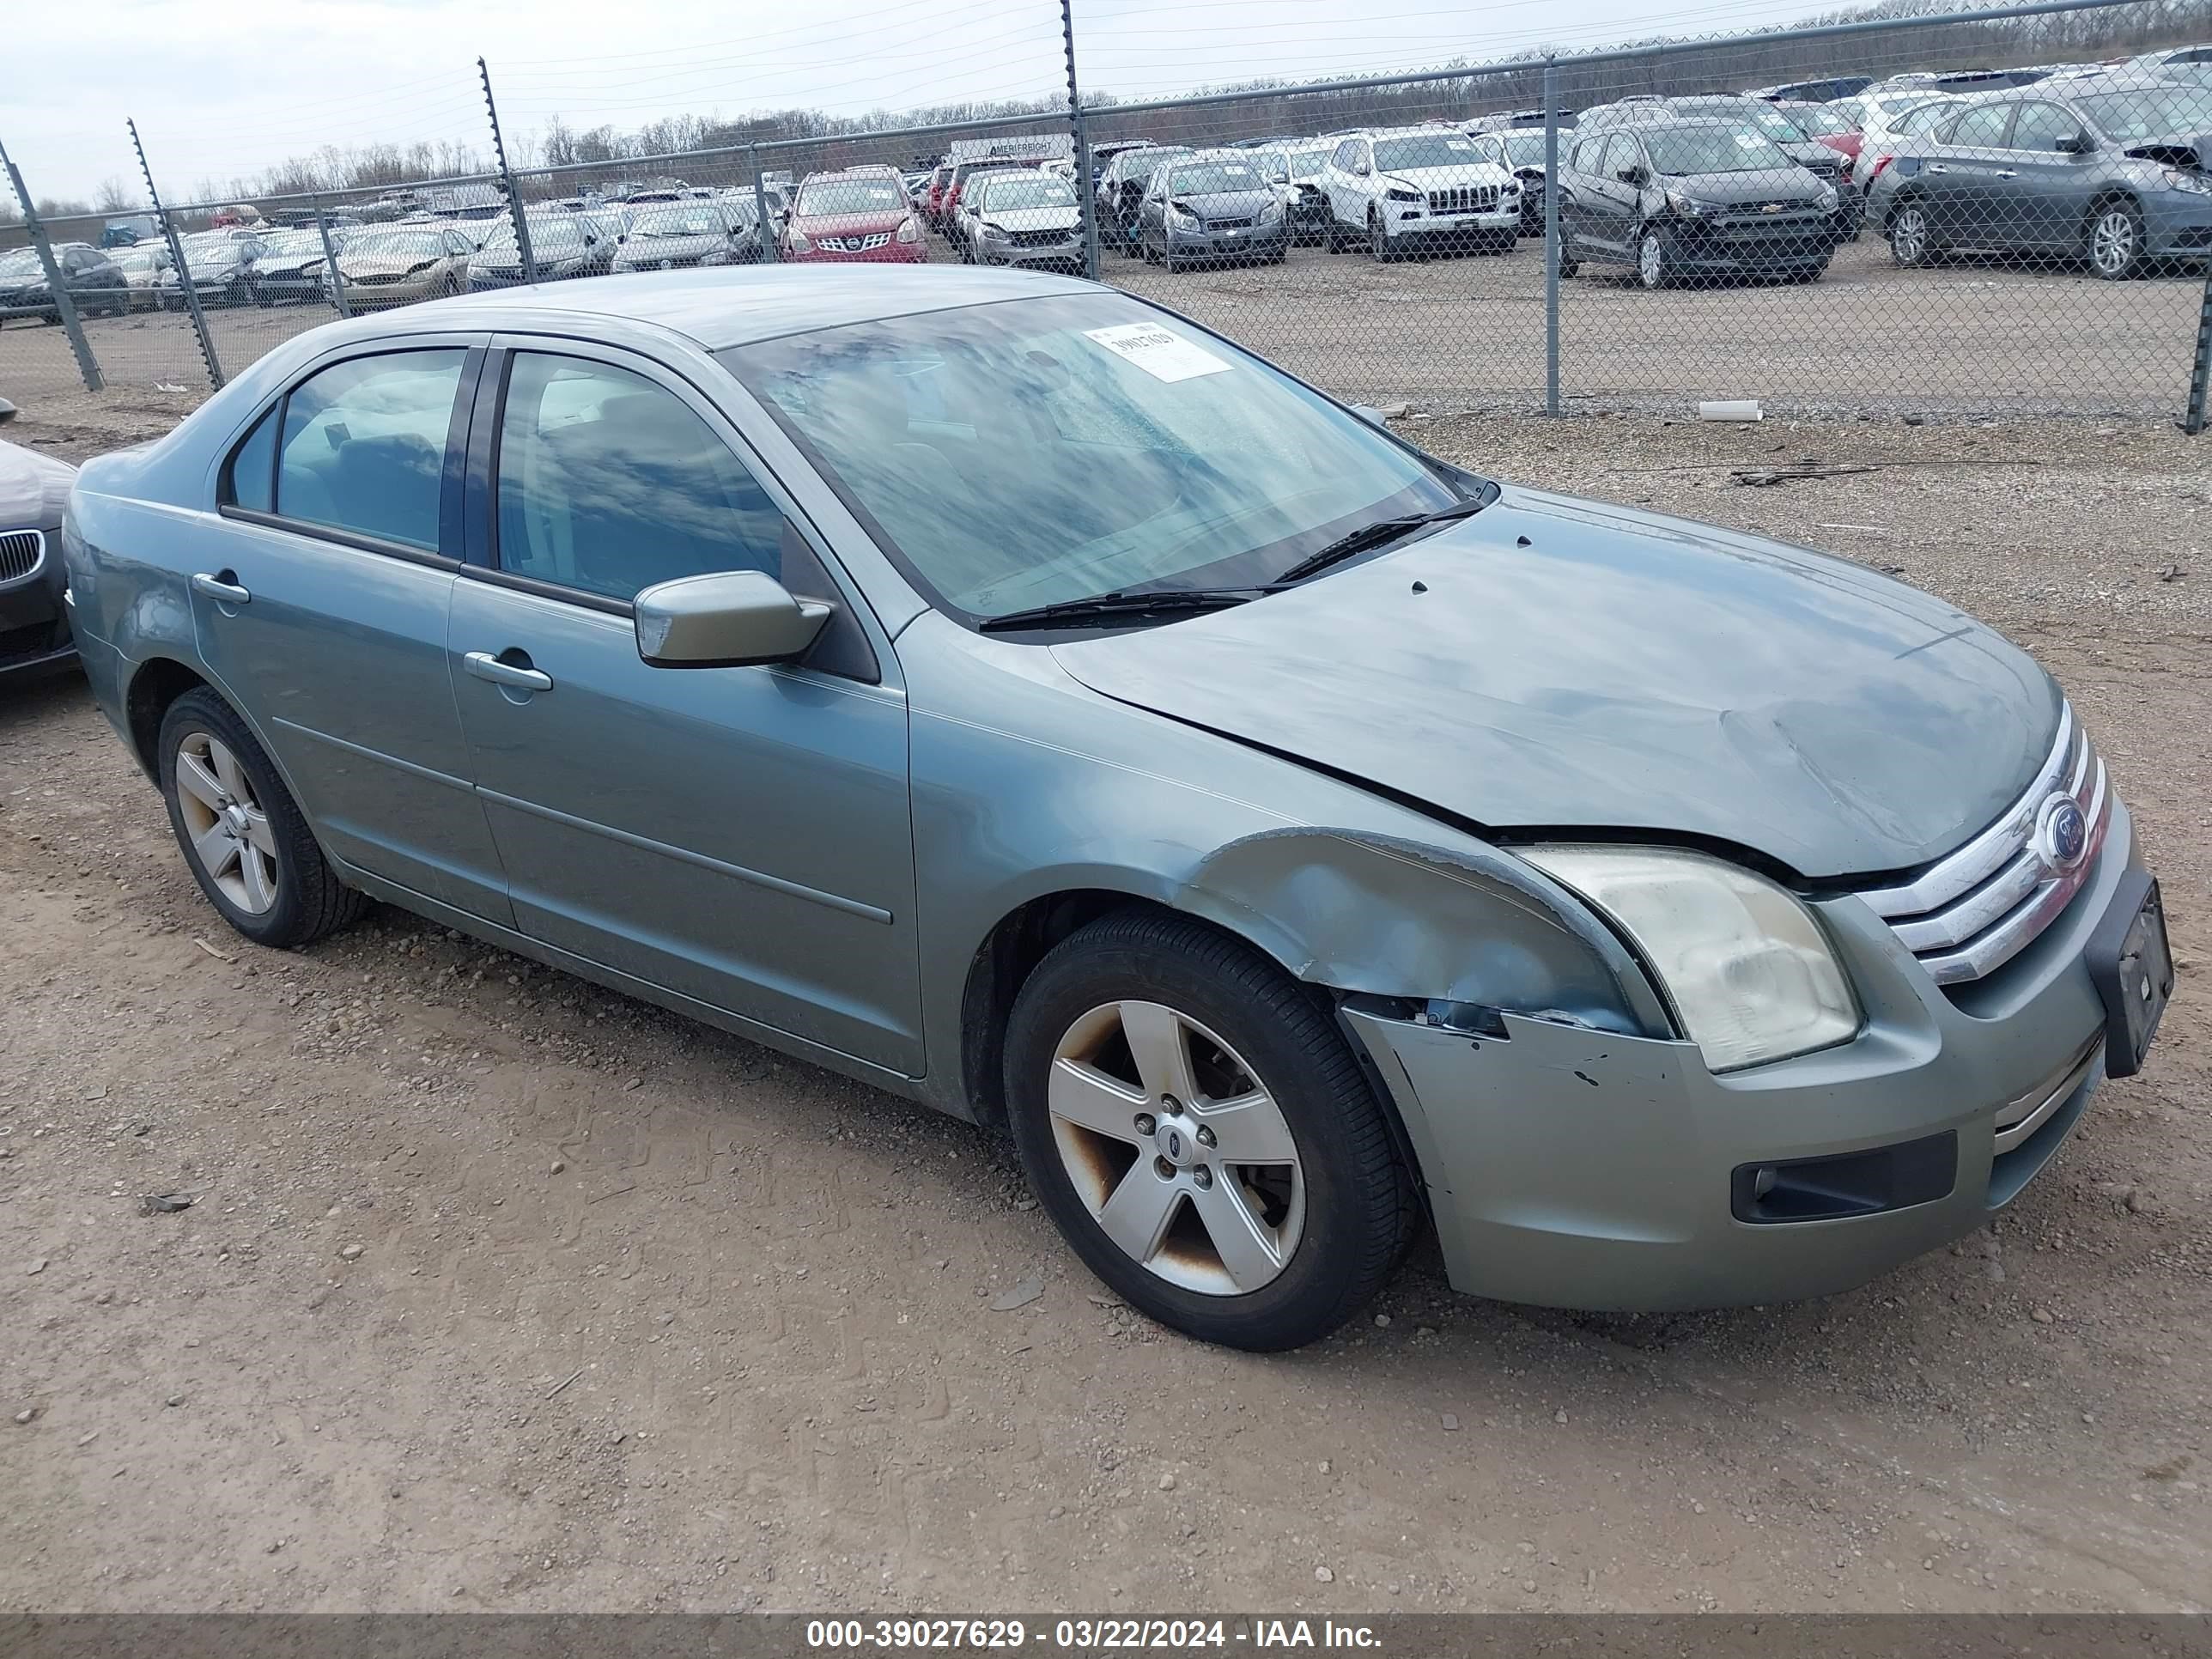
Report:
900,613,1669,1118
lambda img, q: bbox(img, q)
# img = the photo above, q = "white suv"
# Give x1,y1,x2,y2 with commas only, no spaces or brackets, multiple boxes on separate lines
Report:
1322,126,1522,259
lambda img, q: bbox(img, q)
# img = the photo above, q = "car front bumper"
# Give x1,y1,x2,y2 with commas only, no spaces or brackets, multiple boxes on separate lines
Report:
788,241,927,264
1164,223,1290,258
2142,192,2212,258
975,234,1085,269
1342,800,2154,1312
0,541,76,681
1381,203,1521,238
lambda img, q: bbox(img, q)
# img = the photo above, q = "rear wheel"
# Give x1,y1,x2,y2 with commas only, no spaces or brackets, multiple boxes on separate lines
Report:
1887,200,1938,267
1004,910,1418,1352
158,689,366,950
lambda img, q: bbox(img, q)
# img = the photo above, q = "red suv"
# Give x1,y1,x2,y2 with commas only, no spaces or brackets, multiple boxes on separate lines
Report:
784,170,926,263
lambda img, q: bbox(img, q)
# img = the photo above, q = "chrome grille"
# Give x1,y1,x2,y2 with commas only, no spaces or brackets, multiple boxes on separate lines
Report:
1427,185,1501,213
1203,216,1255,231
1859,702,2110,985
0,528,44,585
820,232,892,252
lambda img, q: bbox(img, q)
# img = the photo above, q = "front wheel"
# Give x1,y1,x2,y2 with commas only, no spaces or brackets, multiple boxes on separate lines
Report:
158,689,367,950
1369,210,1397,263
1004,910,1418,1352
1636,225,1674,289
2087,198,2146,280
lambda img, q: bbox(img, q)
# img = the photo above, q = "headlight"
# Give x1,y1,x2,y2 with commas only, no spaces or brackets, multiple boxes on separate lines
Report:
1258,199,1284,222
1664,188,1711,217
1165,205,1196,226
787,229,812,253
1383,187,1423,204
1516,846,1860,1073
2159,167,2212,196
981,221,1010,240
1817,185,1839,211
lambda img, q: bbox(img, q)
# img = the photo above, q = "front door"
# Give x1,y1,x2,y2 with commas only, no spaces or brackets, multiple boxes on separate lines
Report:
447,345,922,1074
190,343,514,924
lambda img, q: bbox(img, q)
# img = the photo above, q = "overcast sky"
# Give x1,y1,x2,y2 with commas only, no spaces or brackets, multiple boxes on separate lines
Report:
9,0,1841,203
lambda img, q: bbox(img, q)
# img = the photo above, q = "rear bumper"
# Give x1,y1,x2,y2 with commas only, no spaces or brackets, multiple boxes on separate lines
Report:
1343,802,2149,1312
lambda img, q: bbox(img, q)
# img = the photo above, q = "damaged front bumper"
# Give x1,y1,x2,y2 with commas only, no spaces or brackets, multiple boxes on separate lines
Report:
1340,802,2146,1312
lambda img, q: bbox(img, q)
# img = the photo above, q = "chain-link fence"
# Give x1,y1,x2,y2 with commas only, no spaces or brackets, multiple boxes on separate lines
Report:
6,0,2212,424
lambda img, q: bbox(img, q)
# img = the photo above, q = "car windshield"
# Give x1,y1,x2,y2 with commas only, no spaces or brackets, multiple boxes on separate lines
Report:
1122,148,1189,181
1373,132,1484,170
483,218,585,253
258,231,323,257
981,176,1076,210
1245,150,1291,181
797,179,908,216
1166,162,1264,195
1284,147,1331,179
1680,101,1808,141
723,292,1472,623
1497,131,1550,166
0,249,41,278
179,233,244,262
2075,86,2212,138
1784,105,1853,135
632,207,725,237
1644,126,1794,174
109,248,165,272
346,232,445,258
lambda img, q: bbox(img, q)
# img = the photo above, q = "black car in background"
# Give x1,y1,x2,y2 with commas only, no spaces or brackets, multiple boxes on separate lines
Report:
1582,94,1865,235
0,406,78,682
0,244,131,325
1557,118,1842,287
249,228,346,306
1868,82,2212,278
468,211,621,289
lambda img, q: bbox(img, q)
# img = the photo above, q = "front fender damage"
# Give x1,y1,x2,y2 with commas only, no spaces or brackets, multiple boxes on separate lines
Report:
1171,826,1669,1039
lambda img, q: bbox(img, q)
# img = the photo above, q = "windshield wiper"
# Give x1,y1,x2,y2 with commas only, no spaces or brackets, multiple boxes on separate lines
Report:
976,587,1265,633
1271,499,1484,586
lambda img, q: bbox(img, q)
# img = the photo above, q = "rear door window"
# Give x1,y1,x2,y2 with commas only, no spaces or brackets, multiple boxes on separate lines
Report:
1943,102,2016,147
274,350,466,551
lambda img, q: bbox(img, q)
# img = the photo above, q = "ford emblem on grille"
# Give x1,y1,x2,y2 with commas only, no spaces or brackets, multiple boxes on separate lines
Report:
2037,794,2089,872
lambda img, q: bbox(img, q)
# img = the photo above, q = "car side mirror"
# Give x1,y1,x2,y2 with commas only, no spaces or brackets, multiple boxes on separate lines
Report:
1353,161,1371,177
1348,404,1389,428
1620,165,1650,185
635,570,832,669
2055,132,2093,154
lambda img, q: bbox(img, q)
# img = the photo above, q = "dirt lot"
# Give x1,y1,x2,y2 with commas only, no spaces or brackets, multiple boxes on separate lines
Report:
4,231,2206,419
0,398,2207,1615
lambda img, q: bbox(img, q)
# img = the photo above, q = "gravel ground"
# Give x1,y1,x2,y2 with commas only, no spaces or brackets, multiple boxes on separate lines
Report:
4,231,2207,419
0,399,2207,1615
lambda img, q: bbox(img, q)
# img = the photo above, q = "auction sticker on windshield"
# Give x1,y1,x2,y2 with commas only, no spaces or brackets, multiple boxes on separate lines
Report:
1085,323,1232,383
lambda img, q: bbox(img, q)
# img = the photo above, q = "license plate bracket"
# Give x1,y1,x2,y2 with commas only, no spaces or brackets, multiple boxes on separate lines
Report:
2087,871,2172,1079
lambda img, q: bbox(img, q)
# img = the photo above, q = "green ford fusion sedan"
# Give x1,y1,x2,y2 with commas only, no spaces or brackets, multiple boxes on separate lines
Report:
60,265,2169,1349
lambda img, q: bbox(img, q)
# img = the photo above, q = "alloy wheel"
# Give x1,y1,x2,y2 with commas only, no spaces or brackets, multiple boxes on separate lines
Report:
1890,205,1929,265
1638,230,1665,288
2091,208,2137,277
1047,999,1306,1296
173,731,279,915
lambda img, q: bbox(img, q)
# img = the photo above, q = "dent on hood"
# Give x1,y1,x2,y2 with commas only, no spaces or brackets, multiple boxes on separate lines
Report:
1173,826,1659,1037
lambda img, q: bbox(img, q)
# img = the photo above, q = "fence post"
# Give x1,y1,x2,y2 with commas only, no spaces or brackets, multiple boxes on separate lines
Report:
310,191,350,319
749,147,781,263
129,118,223,391
1542,59,1561,418
1060,0,1102,280
478,58,537,283
2184,270,2212,437
0,137,103,393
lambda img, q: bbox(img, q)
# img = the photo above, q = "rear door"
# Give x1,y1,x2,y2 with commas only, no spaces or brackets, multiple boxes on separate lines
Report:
190,339,514,923
447,341,922,1073
1925,100,2019,243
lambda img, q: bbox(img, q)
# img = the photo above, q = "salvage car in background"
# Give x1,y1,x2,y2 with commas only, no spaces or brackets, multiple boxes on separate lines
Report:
106,243,174,311
329,226,475,308
1556,119,1841,286
784,173,926,264
1468,128,1553,234
469,212,621,289
611,202,763,273
0,244,131,323
251,228,346,307
59,265,2169,1349
1870,82,2212,277
959,169,1086,271
1138,155,1291,269
0,406,77,681
1321,126,1522,258
156,228,270,309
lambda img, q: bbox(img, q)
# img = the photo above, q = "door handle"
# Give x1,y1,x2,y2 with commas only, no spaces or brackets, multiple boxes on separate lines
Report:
1992,169,2018,179
464,651,554,693
191,571,250,605
1926,164,1952,174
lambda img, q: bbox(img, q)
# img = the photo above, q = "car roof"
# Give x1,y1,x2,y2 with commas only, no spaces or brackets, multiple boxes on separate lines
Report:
362,264,1093,351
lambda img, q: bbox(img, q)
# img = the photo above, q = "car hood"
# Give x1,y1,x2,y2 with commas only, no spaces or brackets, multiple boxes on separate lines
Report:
1664,168,1827,204
1170,189,1278,216
2118,131,2212,169
338,253,442,276
617,231,730,259
1382,162,1513,189
0,438,77,530
979,204,1081,230
791,212,906,235
1048,486,2057,880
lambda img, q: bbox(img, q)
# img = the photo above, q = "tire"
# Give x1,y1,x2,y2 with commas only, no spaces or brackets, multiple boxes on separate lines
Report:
2087,198,2146,280
1324,216,1346,254
1636,225,1674,290
1555,249,1579,279
1887,199,1938,268
1003,909,1419,1352
157,688,367,951
1368,210,1396,264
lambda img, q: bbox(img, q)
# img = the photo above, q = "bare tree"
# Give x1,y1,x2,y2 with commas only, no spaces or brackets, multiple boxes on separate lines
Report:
93,176,134,214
